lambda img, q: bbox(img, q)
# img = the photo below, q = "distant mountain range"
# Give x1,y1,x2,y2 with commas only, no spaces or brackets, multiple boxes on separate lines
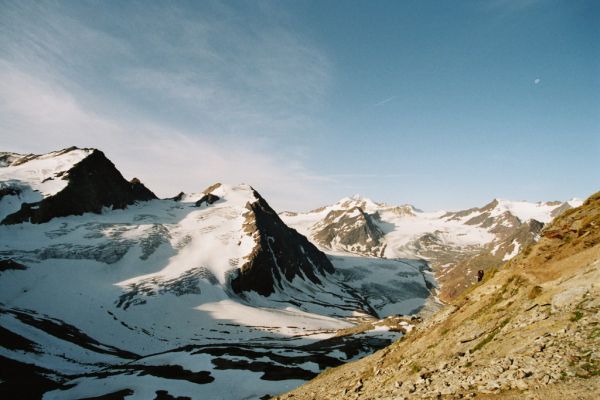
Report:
0,147,585,399
276,189,600,400
282,194,581,300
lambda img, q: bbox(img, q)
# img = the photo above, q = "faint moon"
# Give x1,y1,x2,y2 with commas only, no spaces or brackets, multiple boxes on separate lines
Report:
534,78,541,84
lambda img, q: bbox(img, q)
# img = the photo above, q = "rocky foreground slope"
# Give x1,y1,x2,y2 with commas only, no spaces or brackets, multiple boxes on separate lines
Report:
275,191,600,399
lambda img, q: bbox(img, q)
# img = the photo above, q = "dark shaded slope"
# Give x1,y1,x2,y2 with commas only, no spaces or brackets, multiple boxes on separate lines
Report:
312,207,385,256
2,148,156,224
231,189,335,296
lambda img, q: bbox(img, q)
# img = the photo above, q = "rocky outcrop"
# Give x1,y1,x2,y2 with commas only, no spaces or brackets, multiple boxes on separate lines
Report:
0,259,27,272
0,152,21,167
195,193,220,207
434,217,546,300
275,190,600,400
231,189,334,296
285,196,576,301
428,200,563,301
171,192,185,202
1,149,156,224
312,207,385,257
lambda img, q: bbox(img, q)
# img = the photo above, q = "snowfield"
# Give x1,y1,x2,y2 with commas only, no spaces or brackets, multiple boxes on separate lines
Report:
0,181,431,399
0,149,92,221
1,148,579,399
282,195,581,262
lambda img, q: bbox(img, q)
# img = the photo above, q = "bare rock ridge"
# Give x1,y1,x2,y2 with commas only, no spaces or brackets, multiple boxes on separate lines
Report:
195,193,220,207
1,147,156,224
313,207,385,257
231,189,335,296
283,195,580,301
275,190,600,399
0,146,335,299
435,200,549,299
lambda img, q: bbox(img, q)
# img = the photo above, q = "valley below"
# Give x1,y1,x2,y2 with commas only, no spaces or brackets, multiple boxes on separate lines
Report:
0,148,596,400
0,148,436,399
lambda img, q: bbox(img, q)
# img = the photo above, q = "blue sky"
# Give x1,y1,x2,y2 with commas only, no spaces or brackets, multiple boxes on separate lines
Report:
0,0,598,211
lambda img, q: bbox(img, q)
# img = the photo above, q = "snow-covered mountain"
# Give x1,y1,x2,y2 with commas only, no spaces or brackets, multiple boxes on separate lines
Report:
0,148,434,399
282,195,582,300
0,147,156,224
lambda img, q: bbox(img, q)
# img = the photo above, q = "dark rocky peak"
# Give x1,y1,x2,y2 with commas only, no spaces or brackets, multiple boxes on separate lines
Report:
129,177,155,202
312,206,385,256
1,148,156,224
195,193,220,207
231,188,334,296
194,183,222,207
538,190,600,252
528,218,544,232
171,192,185,202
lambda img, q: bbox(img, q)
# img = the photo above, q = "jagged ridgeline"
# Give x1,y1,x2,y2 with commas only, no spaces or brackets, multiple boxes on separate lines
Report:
282,193,581,301
275,190,600,399
0,147,156,224
231,188,334,296
0,147,337,297
1,147,434,399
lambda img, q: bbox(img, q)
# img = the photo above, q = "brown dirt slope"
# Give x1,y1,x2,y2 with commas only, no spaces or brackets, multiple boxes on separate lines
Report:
274,191,600,399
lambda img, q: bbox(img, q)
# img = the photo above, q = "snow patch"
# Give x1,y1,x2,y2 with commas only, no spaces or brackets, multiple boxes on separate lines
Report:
503,240,521,261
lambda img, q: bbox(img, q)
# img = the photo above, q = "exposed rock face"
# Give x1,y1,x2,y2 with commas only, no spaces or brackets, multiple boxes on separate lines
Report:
171,192,185,202
231,189,334,296
195,193,220,207
202,182,222,195
276,190,600,400
1,149,156,224
312,207,385,257
0,259,27,272
434,203,547,300
0,152,21,167
284,196,574,301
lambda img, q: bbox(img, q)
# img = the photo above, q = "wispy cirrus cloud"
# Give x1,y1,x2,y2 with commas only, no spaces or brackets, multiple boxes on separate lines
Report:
372,96,397,107
0,1,333,210
0,63,330,210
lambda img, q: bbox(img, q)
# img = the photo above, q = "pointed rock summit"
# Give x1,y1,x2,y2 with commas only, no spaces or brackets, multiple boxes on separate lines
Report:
312,206,385,257
0,147,156,224
231,188,335,296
